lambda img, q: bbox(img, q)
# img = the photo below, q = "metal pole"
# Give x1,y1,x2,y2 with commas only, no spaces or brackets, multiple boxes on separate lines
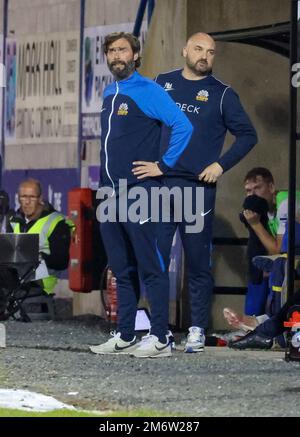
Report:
77,0,85,187
133,0,148,37
147,0,155,25
287,0,298,299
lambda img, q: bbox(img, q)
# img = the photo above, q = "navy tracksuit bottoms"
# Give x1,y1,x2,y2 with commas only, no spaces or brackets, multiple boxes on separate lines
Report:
159,177,216,329
100,180,169,343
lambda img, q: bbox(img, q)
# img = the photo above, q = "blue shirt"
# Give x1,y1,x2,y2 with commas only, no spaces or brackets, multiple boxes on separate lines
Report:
100,71,193,191
155,69,258,179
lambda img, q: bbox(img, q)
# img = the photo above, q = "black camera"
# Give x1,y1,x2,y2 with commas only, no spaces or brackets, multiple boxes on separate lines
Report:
0,190,10,216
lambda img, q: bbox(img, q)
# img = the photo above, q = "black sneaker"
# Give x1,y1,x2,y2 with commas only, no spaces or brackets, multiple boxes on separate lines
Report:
229,331,273,350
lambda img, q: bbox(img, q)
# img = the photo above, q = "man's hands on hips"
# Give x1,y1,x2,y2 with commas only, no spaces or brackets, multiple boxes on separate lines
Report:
132,161,163,179
199,162,223,183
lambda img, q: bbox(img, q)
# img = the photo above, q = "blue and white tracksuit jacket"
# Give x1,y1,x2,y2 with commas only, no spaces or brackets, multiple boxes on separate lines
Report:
99,71,193,342
100,71,193,193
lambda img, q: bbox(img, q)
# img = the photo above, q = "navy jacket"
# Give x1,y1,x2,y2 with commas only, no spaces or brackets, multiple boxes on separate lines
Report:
155,69,258,179
100,71,193,192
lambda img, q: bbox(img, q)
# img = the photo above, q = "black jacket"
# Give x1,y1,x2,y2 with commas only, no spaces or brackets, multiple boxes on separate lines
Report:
240,195,270,283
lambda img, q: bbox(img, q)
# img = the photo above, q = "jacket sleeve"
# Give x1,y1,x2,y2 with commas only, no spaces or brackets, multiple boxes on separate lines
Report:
217,87,258,172
138,82,193,173
42,220,71,270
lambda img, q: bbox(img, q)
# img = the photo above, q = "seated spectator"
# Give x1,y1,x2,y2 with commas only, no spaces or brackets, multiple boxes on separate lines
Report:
242,168,286,316
0,178,74,320
224,210,300,342
223,168,287,333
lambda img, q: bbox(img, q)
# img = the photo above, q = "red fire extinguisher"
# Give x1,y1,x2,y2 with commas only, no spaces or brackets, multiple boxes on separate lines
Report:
101,267,118,323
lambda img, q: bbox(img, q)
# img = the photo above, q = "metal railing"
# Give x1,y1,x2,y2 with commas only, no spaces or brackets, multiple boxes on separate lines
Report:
133,0,155,37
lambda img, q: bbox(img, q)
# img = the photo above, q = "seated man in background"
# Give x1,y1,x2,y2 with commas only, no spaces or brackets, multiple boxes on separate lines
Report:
223,168,287,333
0,178,73,320
225,202,300,344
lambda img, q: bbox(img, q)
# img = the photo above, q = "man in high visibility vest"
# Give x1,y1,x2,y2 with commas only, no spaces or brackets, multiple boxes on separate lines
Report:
10,178,72,296
0,178,73,320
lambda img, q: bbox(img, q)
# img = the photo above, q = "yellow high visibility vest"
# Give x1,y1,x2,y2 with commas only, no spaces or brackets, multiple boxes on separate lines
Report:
12,212,67,294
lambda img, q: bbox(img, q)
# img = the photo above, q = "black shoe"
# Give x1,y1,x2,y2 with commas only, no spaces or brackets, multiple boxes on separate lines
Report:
0,312,9,321
228,331,273,350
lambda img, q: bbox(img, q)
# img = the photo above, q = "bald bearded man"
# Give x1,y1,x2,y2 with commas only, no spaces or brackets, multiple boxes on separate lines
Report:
153,33,258,352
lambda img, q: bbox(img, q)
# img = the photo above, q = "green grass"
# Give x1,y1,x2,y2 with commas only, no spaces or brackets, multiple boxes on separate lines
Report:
0,407,173,417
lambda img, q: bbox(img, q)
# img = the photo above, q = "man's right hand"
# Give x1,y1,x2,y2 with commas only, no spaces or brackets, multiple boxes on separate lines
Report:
243,209,261,226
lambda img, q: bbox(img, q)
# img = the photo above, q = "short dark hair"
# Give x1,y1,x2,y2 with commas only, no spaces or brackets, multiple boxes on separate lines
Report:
244,167,274,184
103,32,141,68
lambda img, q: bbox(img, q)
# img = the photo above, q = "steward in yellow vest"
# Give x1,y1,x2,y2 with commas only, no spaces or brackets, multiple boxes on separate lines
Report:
10,178,73,294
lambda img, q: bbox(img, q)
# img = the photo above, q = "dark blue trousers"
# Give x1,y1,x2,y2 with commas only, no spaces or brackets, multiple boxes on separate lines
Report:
100,181,169,343
159,177,216,329
245,279,270,316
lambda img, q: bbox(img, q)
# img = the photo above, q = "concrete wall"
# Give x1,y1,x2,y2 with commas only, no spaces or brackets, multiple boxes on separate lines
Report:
187,0,290,34
140,0,187,78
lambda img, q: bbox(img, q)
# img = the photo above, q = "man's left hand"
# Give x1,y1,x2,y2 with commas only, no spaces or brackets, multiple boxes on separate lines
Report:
132,161,163,179
199,162,223,183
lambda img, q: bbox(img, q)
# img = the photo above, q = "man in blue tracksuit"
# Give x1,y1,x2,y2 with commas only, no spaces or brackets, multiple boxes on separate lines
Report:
135,32,257,352
90,32,193,358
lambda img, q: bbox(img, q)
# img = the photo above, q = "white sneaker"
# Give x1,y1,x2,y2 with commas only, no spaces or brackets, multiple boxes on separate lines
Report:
184,326,205,353
131,334,172,358
89,331,138,355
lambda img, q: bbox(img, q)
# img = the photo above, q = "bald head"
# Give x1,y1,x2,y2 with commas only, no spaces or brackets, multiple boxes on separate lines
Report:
18,178,44,221
182,32,216,79
186,32,216,49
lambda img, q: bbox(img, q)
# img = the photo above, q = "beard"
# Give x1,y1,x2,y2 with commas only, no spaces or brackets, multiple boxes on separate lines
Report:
108,59,136,80
185,56,212,77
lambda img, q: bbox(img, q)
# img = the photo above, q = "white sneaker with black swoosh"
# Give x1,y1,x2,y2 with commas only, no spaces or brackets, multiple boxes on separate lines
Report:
131,334,172,358
89,331,138,355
